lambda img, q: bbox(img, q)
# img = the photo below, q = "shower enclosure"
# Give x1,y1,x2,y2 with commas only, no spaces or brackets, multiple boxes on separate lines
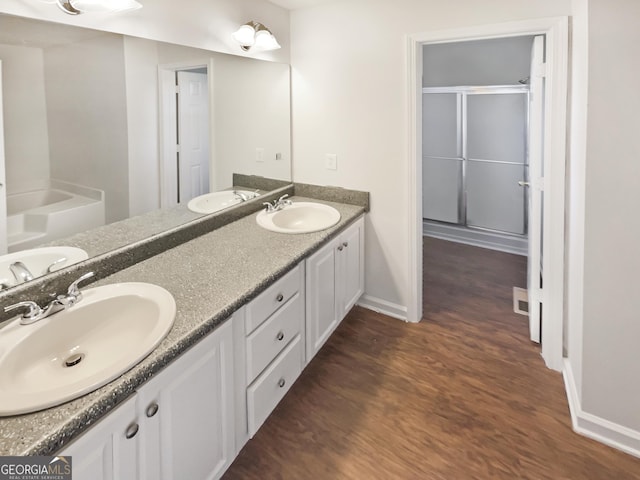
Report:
422,85,529,238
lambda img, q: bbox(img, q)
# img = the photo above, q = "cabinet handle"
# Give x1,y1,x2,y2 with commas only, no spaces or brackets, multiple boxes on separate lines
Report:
146,402,159,418
276,331,285,341
276,293,284,302
278,378,286,388
338,245,344,252
343,241,348,248
125,422,139,439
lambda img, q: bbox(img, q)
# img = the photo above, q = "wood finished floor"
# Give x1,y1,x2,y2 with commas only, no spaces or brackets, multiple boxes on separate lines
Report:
224,237,640,479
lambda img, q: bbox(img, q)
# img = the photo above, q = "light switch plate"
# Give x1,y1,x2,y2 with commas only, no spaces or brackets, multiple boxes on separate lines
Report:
325,154,337,170
256,148,264,162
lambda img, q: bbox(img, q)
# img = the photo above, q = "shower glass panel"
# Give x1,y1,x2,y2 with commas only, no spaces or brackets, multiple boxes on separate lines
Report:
422,93,459,158
467,94,527,164
423,157,461,223
422,87,529,236
466,161,527,234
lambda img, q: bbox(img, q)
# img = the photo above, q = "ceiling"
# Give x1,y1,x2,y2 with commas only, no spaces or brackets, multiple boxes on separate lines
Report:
267,0,338,10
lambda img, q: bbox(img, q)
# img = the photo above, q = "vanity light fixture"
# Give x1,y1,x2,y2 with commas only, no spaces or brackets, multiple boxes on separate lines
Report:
54,0,142,15
232,21,281,52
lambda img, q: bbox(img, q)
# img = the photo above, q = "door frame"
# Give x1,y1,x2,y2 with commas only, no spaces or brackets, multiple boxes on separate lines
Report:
406,17,569,371
158,58,215,208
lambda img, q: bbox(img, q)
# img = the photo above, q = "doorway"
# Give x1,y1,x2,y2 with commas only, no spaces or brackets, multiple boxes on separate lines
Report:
421,35,540,346
406,18,569,371
158,61,213,209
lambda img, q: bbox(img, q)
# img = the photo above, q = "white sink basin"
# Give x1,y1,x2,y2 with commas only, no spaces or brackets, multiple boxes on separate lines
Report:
0,247,88,286
0,282,176,416
256,202,341,234
187,190,258,214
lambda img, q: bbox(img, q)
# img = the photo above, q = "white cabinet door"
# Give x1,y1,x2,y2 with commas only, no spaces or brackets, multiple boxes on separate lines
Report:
138,319,235,480
338,216,365,319
305,237,339,362
306,216,365,363
60,395,140,480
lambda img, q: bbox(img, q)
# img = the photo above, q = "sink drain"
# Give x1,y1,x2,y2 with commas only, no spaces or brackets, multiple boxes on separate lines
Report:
64,353,85,368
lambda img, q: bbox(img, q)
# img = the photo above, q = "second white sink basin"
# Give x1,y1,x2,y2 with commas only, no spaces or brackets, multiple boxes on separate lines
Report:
187,190,257,214
0,282,176,416
256,202,341,234
0,246,88,286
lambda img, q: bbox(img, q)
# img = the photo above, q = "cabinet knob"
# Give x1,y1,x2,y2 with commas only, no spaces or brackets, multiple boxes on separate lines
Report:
337,245,344,252
276,293,284,302
276,331,285,341
278,378,286,388
146,402,159,418
343,242,348,248
125,422,139,439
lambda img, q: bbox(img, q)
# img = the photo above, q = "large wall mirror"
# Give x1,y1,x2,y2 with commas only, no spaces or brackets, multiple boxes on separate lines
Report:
0,13,291,290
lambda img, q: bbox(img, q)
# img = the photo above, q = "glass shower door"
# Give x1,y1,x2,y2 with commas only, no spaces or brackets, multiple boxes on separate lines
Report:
465,92,528,234
422,93,462,224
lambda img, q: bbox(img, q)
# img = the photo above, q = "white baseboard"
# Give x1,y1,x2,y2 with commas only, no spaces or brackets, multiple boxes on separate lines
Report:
423,220,527,256
357,295,408,322
563,359,640,459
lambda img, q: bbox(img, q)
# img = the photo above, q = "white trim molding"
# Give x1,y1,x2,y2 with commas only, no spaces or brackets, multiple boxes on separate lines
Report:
406,16,569,370
564,359,640,459
357,295,408,322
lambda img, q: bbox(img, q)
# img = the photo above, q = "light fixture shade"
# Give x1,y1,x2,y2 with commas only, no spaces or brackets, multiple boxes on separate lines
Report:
233,21,281,52
69,0,142,12
253,29,281,51
232,24,257,48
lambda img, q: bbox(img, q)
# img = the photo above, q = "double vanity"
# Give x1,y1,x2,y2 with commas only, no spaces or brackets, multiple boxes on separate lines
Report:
0,187,367,480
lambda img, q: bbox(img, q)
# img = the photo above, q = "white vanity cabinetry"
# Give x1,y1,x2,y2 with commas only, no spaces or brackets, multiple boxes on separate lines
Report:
60,395,139,480
61,318,235,480
236,263,306,442
60,213,366,479
305,216,364,362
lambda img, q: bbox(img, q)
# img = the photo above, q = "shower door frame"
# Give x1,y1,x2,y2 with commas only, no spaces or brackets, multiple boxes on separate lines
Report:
406,17,569,373
422,85,530,236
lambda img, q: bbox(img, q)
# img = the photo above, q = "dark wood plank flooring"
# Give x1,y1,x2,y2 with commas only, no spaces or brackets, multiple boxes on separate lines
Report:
224,237,640,479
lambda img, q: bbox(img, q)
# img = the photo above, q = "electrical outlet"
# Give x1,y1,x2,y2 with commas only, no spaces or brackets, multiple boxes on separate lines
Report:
325,154,337,170
256,148,264,162
275,153,282,160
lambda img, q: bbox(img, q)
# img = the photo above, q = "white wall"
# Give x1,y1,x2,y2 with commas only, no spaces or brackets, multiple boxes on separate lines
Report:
45,34,130,224
0,0,290,64
0,44,50,193
581,0,640,432
290,0,573,315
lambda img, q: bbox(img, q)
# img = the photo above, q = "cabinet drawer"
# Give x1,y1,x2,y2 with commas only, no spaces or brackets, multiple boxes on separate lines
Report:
246,292,302,384
247,334,303,436
245,264,301,335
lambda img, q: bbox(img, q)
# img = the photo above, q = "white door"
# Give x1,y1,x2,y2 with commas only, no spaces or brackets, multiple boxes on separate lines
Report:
526,35,545,343
0,61,8,254
177,71,210,204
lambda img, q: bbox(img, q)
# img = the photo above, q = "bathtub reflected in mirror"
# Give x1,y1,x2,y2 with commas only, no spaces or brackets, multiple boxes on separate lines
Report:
7,181,105,253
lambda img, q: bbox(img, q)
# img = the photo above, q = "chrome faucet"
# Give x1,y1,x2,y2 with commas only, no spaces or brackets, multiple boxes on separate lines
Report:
4,271,95,325
262,194,292,213
9,261,34,284
233,190,260,202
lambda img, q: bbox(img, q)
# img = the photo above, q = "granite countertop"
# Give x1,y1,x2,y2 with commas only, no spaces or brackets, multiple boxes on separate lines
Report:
0,197,365,456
